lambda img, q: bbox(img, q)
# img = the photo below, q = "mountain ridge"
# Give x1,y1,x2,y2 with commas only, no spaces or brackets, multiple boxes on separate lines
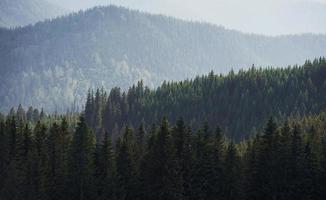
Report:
0,0,67,28
0,5,326,112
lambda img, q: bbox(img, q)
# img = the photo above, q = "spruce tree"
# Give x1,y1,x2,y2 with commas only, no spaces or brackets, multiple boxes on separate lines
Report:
46,122,68,200
320,136,326,199
116,126,138,200
0,119,9,190
94,131,116,200
67,115,96,200
191,124,219,200
172,118,192,199
302,141,320,200
146,118,184,200
136,122,146,161
16,104,26,123
28,121,48,200
254,118,278,200
85,90,95,128
94,89,103,138
223,142,241,200
289,125,305,199
1,120,30,200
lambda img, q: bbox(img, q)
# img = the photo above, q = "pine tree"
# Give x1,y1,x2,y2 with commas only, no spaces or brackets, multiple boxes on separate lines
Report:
172,118,192,199
254,118,278,200
7,116,17,158
94,131,116,200
139,124,157,200
191,124,220,200
16,104,26,123
135,122,146,161
302,141,320,200
116,126,138,200
210,126,225,199
243,135,260,200
32,109,40,122
145,118,184,200
1,120,31,200
26,107,34,122
320,136,326,199
0,118,9,190
289,125,305,199
28,121,48,200
94,88,103,138
85,90,94,128
223,142,241,200
67,115,96,200
21,124,33,200
46,122,68,200
191,128,208,200
277,121,293,200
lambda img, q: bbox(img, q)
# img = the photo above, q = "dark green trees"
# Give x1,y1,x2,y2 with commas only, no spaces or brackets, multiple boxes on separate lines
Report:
1,111,326,200
115,126,138,200
46,120,70,200
173,118,192,199
94,131,115,200
223,142,241,200
147,118,183,200
85,58,326,141
191,124,226,200
67,115,96,200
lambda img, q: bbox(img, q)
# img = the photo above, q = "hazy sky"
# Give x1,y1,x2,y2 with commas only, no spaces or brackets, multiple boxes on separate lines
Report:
47,0,326,36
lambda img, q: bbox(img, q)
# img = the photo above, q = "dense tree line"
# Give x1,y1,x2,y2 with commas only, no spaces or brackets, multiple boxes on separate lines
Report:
2,5,326,112
1,111,326,200
85,58,326,140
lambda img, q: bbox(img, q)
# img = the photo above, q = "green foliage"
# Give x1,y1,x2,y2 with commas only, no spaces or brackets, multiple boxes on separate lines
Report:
66,115,96,200
0,111,326,199
115,126,138,200
2,59,326,199
86,58,326,140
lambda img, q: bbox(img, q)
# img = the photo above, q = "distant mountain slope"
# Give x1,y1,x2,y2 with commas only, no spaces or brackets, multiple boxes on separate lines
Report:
47,0,326,35
0,6,326,112
0,0,67,28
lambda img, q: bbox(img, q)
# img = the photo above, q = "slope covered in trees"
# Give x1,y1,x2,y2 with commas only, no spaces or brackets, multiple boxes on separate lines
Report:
84,58,326,140
0,0,67,28
1,5,326,112
1,109,326,200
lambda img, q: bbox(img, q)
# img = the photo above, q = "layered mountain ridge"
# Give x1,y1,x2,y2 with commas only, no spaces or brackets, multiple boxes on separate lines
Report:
0,5,326,112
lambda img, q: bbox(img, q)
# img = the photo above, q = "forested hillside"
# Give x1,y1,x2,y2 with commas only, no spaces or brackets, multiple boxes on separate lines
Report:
0,0,66,28
1,107,326,199
1,5,326,112
84,58,326,140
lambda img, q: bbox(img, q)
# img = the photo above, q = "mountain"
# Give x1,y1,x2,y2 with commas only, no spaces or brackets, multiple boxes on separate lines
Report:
47,0,326,35
0,5,326,112
0,0,67,28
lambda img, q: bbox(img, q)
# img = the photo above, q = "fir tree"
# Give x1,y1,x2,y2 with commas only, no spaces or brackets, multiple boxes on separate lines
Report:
223,142,241,200
94,131,116,200
67,115,96,200
116,126,138,200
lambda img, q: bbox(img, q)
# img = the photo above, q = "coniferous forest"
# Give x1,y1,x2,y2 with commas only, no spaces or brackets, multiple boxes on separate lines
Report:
84,58,326,141
1,2,326,200
1,108,326,200
1,59,326,199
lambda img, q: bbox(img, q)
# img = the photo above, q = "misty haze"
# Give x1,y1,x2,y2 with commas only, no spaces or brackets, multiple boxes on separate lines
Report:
0,1,326,200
